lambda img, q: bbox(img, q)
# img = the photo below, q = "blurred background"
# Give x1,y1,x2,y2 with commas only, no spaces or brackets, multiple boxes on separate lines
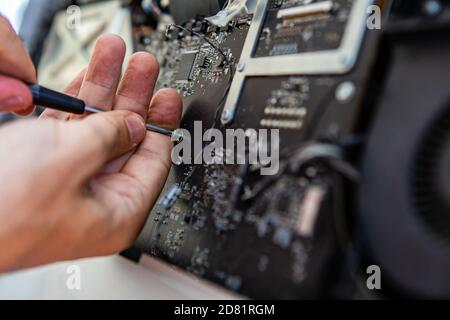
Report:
0,0,28,31
0,0,135,123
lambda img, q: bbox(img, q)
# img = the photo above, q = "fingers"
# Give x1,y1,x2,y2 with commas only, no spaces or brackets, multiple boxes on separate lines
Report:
67,111,146,181
147,88,183,130
86,89,182,252
97,52,160,174
42,33,125,121
0,17,35,115
114,52,160,119
0,75,34,113
64,68,87,97
118,89,182,217
123,88,182,187
76,34,126,113
0,16,36,83
40,68,87,120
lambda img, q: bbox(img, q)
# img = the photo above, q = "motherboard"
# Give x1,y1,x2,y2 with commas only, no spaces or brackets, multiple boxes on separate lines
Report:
128,0,450,299
130,0,373,299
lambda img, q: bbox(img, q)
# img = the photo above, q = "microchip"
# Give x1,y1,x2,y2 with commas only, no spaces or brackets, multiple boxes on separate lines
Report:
175,51,198,83
200,57,212,69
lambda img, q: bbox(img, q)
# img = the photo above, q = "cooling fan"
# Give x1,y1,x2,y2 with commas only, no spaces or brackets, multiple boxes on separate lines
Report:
413,105,450,243
359,27,450,298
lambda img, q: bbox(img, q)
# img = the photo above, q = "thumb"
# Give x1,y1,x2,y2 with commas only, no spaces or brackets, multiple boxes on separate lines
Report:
0,75,34,114
67,111,146,179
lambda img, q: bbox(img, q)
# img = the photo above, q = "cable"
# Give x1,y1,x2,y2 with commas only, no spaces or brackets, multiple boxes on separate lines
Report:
240,142,361,202
170,24,231,69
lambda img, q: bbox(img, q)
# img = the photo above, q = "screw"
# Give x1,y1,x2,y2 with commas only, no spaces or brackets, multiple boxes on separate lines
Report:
236,62,246,72
171,129,184,143
335,81,356,103
305,166,318,178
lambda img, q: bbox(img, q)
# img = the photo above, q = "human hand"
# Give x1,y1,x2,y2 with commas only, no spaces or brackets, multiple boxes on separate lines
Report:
0,34,182,271
0,15,36,115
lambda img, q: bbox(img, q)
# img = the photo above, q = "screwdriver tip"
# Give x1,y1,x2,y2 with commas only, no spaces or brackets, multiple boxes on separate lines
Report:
85,106,104,114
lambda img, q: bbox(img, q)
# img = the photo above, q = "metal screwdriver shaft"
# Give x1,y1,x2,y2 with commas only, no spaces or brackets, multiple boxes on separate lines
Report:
84,106,105,114
85,105,182,141
145,123,174,138
28,84,182,142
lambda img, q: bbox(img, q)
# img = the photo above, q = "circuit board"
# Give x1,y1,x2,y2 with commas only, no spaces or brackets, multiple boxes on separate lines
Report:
135,16,252,97
255,0,354,57
132,0,378,299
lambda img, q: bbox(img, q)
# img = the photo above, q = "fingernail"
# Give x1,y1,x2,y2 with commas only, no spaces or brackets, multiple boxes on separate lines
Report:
125,114,146,145
0,96,24,111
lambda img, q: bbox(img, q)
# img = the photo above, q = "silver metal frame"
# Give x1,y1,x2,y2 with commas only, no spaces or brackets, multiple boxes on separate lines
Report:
221,0,374,124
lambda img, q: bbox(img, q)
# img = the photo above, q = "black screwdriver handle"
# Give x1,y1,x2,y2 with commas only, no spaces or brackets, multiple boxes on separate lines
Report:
28,84,86,114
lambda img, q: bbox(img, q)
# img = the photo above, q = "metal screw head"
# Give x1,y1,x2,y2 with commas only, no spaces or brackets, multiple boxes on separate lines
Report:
236,62,246,72
305,166,318,178
335,81,356,103
172,129,184,143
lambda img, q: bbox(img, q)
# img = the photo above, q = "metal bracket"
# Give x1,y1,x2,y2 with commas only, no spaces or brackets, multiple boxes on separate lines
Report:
221,0,374,125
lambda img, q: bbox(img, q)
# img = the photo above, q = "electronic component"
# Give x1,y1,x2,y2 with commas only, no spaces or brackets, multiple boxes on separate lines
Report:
255,0,354,58
206,0,249,27
276,1,334,19
260,77,310,130
220,0,371,125
159,185,182,209
169,0,225,24
175,51,198,83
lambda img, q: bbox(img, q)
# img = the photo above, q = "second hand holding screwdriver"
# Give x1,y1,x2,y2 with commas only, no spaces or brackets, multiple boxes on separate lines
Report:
28,84,182,142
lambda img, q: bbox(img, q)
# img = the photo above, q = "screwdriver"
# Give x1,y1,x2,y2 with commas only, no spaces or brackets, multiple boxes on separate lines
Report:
28,84,183,142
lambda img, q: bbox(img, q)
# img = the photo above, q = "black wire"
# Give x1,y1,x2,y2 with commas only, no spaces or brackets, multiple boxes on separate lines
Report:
169,23,235,189
171,24,235,125
240,141,361,202
172,26,227,63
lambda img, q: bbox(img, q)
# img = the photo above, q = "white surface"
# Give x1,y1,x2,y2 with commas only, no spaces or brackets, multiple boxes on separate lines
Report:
0,0,29,31
0,255,240,300
38,0,134,92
